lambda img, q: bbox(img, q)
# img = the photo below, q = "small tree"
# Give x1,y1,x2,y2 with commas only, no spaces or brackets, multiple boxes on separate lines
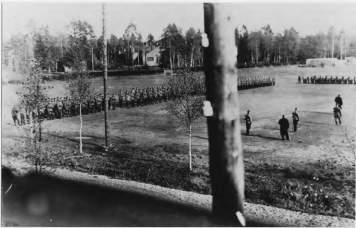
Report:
167,69,203,171
68,69,92,154
19,60,49,173
66,19,94,153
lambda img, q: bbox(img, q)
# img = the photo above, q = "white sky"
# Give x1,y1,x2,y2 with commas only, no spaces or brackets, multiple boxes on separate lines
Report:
2,2,356,42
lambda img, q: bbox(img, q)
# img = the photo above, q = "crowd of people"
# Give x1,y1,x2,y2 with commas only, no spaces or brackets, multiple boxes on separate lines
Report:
298,75,356,84
11,77,275,126
244,94,343,140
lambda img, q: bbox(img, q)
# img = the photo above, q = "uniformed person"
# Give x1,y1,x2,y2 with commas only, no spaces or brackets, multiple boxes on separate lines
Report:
334,94,343,109
278,115,290,140
244,110,252,136
11,106,20,126
333,106,342,125
292,107,299,132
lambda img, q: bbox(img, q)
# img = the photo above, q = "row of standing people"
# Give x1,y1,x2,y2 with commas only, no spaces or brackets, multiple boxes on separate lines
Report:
298,75,356,84
11,77,275,126
238,77,275,90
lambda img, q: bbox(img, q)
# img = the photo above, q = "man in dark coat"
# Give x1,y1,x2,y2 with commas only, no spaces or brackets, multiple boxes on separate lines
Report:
334,94,343,109
244,110,252,135
278,115,290,140
11,106,19,126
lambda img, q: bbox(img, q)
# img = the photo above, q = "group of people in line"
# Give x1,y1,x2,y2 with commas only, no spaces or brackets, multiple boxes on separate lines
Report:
11,76,276,126
244,94,344,140
237,77,275,90
298,75,356,84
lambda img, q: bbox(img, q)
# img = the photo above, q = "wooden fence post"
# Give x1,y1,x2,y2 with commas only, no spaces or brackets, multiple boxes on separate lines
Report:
203,3,245,226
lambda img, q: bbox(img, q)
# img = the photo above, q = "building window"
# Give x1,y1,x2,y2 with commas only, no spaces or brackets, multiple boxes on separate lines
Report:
147,57,154,61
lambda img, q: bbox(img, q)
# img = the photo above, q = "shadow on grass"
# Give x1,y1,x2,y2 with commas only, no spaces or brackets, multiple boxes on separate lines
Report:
245,133,282,141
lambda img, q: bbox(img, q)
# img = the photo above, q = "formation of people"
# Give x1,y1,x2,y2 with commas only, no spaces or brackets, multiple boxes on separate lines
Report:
238,77,275,90
12,76,275,126
298,75,356,84
244,94,343,140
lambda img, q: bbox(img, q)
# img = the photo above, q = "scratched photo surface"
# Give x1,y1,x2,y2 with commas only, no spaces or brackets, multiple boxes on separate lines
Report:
1,1,356,226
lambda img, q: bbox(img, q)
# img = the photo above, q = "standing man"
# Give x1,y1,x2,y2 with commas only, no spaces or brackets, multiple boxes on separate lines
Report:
292,107,300,132
333,106,342,125
244,110,252,135
335,94,343,109
278,115,290,140
11,106,19,126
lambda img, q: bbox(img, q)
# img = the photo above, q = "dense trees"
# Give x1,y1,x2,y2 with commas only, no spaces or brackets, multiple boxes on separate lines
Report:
3,21,356,72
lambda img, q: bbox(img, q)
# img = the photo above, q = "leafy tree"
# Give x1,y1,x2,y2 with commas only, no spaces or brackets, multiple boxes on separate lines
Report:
237,25,250,66
261,24,273,64
68,70,92,154
123,23,143,66
167,69,204,171
248,31,262,64
19,60,49,172
65,20,95,70
162,23,186,69
146,33,155,51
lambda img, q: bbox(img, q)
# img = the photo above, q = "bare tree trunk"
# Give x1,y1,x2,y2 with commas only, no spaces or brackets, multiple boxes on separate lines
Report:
204,3,245,226
331,31,335,58
92,47,94,71
169,40,173,70
189,124,192,171
255,42,258,64
102,3,109,149
79,102,83,154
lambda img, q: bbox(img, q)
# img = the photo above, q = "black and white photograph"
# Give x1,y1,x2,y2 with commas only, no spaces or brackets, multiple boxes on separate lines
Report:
1,0,356,226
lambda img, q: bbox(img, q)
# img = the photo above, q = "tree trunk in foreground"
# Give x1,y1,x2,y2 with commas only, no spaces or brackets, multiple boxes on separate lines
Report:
204,3,245,226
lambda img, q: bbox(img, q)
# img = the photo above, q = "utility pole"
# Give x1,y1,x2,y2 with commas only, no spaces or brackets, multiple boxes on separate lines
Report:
102,3,109,149
204,3,245,226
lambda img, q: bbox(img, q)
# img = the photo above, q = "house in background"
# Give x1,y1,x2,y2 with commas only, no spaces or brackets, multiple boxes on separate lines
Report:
306,58,340,67
145,47,160,66
345,57,356,65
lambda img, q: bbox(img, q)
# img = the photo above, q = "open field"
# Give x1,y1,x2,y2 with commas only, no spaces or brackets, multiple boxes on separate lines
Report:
2,65,356,218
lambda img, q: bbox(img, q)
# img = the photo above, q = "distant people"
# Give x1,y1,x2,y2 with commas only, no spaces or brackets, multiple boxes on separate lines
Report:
292,108,300,132
11,106,19,126
334,94,343,109
278,115,290,140
333,106,342,125
298,76,301,84
244,110,252,135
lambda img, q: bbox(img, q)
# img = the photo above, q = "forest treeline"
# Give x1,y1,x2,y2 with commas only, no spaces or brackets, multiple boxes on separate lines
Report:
4,21,356,74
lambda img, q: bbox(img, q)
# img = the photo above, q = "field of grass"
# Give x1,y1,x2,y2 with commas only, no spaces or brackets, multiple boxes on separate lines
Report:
2,65,356,218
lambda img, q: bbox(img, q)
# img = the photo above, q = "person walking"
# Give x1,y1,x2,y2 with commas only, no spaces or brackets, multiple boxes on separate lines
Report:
244,110,252,135
335,94,343,109
278,115,290,140
292,107,300,132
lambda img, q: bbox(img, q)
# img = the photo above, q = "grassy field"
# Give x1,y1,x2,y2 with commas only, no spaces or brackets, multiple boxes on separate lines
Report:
2,65,356,218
